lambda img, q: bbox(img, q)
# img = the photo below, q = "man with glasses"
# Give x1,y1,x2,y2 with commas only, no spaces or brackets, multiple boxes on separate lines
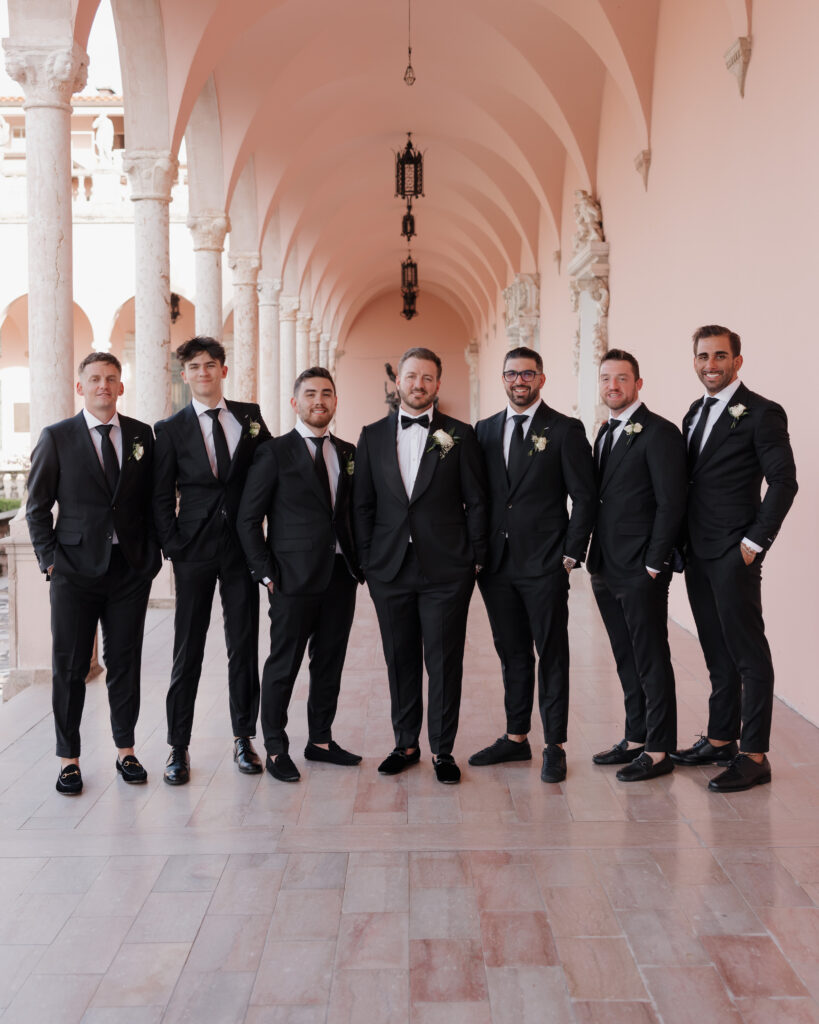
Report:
469,346,596,782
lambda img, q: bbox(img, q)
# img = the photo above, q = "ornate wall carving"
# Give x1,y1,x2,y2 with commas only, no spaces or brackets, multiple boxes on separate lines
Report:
502,272,540,349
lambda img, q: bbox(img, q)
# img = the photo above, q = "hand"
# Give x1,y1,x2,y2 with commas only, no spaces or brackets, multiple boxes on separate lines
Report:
267,581,275,593
647,569,658,579
740,543,757,565
475,564,483,575
562,555,576,575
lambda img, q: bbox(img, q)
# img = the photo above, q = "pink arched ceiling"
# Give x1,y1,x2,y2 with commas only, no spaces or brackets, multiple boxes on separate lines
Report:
69,0,662,345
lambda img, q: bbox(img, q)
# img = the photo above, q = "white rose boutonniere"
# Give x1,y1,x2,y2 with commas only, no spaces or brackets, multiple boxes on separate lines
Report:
528,430,549,456
427,427,460,459
623,421,643,446
728,403,748,429
248,420,261,438
344,453,355,476
131,440,145,462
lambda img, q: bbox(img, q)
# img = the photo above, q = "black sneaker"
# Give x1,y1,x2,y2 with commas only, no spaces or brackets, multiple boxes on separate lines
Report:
432,754,461,785
708,754,771,792
468,735,532,766
670,735,738,767
541,744,567,783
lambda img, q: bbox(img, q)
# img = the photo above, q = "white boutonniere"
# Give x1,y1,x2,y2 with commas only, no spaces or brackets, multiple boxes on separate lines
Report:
344,453,355,476
131,440,145,461
427,427,460,459
728,403,748,429
623,421,643,446
528,430,549,456
248,420,261,438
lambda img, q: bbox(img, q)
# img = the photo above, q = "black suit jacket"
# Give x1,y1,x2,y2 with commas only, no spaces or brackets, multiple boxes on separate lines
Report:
476,401,596,575
237,430,363,594
26,412,161,578
586,404,687,577
353,409,488,583
683,383,797,560
153,400,271,561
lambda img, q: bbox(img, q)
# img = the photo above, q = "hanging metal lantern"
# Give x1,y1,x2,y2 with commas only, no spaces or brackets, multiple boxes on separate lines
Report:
401,200,416,240
401,288,418,320
401,253,418,292
395,133,424,199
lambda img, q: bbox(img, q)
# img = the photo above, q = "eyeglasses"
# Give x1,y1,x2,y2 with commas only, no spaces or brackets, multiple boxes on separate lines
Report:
502,369,539,383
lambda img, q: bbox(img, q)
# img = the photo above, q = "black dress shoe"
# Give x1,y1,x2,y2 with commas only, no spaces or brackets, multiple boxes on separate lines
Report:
304,740,362,766
708,754,771,792
164,746,190,786
233,737,263,774
56,764,83,795
592,739,645,765
432,754,461,784
266,753,301,783
541,744,567,783
116,755,148,784
468,735,532,766
670,736,738,766
377,747,421,775
616,752,674,782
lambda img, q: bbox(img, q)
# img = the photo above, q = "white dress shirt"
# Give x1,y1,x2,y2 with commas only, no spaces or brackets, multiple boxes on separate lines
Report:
503,400,540,465
596,399,643,463
295,417,340,508
83,407,122,544
192,396,242,477
396,404,434,497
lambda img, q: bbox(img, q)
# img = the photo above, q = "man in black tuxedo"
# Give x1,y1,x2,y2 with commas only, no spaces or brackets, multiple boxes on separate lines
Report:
237,367,364,783
469,346,596,783
586,350,687,781
153,337,271,785
353,347,487,784
26,352,161,794
672,325,797,791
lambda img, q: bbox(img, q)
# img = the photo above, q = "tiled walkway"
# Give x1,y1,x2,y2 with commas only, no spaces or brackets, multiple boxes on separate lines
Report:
0,573,817,1023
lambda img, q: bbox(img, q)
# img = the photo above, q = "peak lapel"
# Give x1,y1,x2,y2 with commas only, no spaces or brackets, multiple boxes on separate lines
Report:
508,402,549,497
185,402,215,478
288,429,332,509
409,410,447,504
381,413,409,505
695,384,749,473
74,413,114,496
600,405,649,492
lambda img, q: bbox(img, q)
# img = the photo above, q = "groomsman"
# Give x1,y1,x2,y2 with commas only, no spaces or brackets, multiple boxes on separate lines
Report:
153,337,271,785
672,325,797,791
470,346,596,783
587,350,687,780
353,347,487,784
237,367,364,782
26,353,161,794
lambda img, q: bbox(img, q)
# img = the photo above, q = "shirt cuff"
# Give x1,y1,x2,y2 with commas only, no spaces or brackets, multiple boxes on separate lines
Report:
741,537,763,553
562,555,576,567
262,576,271,585
646,566,660,574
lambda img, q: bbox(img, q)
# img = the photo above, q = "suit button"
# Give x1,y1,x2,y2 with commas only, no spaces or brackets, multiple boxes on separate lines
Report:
112,505,118,512
507,504,513,510
106,533,112,540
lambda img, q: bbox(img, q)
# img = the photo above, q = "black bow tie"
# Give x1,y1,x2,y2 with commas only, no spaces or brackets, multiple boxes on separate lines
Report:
401,414,430,430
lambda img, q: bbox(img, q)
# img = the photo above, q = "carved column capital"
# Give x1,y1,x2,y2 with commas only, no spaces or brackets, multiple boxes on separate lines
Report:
187,211,229,252
3,41,88,110
228,251,261,286
297,313,313,333
503,272,540,349
464,339,479,372
280,295,300,322
725,36,752,97
122,150,178,202
257,278,282,306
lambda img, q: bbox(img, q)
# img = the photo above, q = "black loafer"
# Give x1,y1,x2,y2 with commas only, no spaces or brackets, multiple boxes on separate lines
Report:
116,755,148,784
266,753,301,783
468,735,532,766
670,736,738,766
377,747,421,775
234,737,263,774
708,754,771,792
616,752,674,782
164,746,190,786
592,739,645,765
304,740,362,766
541,744,567,784
432,754,461,785
56,764,83,795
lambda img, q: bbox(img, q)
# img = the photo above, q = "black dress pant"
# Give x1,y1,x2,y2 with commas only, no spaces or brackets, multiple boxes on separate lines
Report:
685,546,774,752
167,532,260,746
591,570,677,752
50,547,151,758
368,546,474,756
261,555,357,756
478,554,570,744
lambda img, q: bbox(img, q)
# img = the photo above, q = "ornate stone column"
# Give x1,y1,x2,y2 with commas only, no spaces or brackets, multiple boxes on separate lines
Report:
122,149,178,425
296,313,312,375
502,273,540,350
257,277,281,431
308,325,321,366
187,210,229,340
464,340,480,423
279,296,299,431
3,41,88,442
227,252,261,402
567,189,610,435
319,331,331,369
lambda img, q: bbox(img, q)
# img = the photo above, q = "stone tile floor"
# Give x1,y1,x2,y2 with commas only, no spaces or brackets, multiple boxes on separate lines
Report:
0,573,817,1023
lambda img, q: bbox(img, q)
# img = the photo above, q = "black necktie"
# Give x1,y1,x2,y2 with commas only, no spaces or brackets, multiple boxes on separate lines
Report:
401,414,430,430
310,436,333,508
205,408,231,481
598,418,620,477
507,413,528,482
95,424,119,494
687,396,718,471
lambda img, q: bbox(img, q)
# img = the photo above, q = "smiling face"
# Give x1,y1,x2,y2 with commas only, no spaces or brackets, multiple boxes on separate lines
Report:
599,359,642,412
694,335,743,395
76,361,123,422
180,352,228,404
502,357,545,410
291,376,337,432
396,357,441,412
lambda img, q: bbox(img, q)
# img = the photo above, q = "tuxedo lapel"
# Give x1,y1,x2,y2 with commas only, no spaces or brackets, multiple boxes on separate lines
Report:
286,429,331,509
409,409,447,504
381,412,409,505
184,402,215,478
225,401,250,480
74,413,112,496
508,402,550,497
593,421,607,482
331,437,351,515
489,412,509,493
113,417,135,501
695,384,749,473
600,404,649,492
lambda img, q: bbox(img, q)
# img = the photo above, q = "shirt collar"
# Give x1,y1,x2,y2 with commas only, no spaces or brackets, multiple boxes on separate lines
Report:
505,399,541,422
192,396,227,417
295,417,331,440
399,404,434,421
609,399,642,424
703,378,742,404
83,408,120,430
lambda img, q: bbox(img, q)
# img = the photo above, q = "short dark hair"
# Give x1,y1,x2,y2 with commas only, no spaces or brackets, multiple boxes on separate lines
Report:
692,325,741,357
600,348,640,379
293,366,336,396
78,352,121,375
397,347,442,378
504,346,543,373
175,336,226,366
